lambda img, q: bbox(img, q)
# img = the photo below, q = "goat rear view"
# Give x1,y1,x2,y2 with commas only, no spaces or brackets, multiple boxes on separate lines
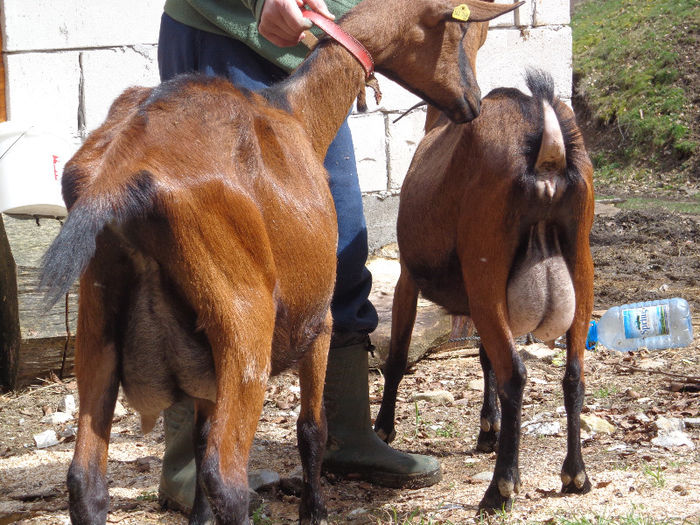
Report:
374,70,595,512
39,1,523,523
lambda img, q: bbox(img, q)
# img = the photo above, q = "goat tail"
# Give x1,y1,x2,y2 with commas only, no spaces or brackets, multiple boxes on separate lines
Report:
40,169,157,309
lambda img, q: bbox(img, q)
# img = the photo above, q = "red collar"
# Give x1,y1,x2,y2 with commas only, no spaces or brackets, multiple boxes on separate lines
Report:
301,9,375,79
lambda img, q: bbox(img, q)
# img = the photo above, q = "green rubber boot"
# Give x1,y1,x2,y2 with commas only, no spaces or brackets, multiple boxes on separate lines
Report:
159,399,197,514
158,400,263,518
323,334,442,489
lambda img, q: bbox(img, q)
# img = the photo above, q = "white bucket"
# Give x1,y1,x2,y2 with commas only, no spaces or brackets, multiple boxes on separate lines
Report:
0,121,76,219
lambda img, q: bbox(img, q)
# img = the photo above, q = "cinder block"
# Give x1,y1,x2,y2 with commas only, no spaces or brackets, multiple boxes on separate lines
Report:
4,52,81,140
515,0,534,27
533,0,570,26
489,0,517,28
348,113,387,193
2,0,162,52
387,109,426,190
476,26,572,101
81,47,160,133
362,191,400,254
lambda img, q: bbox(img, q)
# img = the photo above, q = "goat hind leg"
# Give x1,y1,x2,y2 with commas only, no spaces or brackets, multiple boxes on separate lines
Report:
561,251,593,494
68,336,119,525
374,265,419,443
199,325,272,524
297,312,331,525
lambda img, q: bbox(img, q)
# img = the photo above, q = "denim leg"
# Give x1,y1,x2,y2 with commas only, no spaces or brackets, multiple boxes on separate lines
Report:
325,123,378,334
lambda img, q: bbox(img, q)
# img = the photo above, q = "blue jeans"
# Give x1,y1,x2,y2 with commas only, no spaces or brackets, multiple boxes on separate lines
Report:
158,13,377,335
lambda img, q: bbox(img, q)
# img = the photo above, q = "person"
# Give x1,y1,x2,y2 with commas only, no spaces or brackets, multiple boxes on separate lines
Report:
156,0,441,512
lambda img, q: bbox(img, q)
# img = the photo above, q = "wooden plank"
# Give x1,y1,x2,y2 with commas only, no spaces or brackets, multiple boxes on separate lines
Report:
15,336,76,390
0,218,21,391
1,215,78,389
1,28,6,122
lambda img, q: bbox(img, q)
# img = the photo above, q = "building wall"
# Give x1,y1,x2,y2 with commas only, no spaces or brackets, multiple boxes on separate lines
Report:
0,0,572,251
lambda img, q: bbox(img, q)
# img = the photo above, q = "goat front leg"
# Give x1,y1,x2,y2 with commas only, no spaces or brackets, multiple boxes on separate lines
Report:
476,344,500,453
561,240,594,495
297,312,331,525
67,299,120,524
374,263,419,443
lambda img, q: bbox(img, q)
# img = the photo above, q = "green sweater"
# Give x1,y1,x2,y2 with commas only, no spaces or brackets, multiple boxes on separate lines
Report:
163,0,359,73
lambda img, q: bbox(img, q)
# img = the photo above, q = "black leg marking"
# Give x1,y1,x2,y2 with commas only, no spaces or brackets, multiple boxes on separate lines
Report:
479,349,526,512
67,461,109,525
561,358,591,494
297,416,328,524
476,344,501,453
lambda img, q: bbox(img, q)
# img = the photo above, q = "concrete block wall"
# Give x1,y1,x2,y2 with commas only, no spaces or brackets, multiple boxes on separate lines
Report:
1,0,572,252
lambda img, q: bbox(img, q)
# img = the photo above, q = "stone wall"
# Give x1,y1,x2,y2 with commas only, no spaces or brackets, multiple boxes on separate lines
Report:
1,0,571,251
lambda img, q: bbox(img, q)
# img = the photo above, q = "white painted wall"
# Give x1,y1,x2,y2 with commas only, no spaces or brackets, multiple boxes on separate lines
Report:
1,0,572,246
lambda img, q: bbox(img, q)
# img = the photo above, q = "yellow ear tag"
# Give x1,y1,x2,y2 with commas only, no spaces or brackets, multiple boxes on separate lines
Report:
452,4,471,21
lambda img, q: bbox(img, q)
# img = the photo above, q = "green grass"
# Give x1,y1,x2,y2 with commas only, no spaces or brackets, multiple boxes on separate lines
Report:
557,508,677,525
615,196,700,215
572,0,699,177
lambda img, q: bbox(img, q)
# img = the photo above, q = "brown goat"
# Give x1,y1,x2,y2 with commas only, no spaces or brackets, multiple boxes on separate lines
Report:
374,70,595,512
39,1,521,523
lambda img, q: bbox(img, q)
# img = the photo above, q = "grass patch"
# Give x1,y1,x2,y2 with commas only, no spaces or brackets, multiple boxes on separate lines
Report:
615,196,700,215
572,0,699,178
557,507,677,525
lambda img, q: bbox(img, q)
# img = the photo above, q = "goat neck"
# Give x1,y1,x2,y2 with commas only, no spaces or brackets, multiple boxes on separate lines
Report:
273,42,367,158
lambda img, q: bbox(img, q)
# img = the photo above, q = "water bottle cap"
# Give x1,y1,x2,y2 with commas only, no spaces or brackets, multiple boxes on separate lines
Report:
586,320,598,351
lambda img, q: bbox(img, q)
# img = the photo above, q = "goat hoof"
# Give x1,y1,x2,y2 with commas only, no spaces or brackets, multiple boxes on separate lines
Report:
374,427,396,444
476,429,499,453
478,483,513,514
561,471,591,494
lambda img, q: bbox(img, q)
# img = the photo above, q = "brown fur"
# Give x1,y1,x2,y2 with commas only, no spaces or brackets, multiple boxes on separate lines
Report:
41,1,522,523
374,75,596,512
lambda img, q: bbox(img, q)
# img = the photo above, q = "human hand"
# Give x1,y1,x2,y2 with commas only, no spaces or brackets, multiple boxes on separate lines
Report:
259,0,334,47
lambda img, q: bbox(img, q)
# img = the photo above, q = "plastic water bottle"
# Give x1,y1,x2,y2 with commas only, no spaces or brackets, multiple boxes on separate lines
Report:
588,298,694,352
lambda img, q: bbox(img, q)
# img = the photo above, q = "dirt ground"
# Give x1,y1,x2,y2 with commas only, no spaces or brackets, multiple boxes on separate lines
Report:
1,206,699,525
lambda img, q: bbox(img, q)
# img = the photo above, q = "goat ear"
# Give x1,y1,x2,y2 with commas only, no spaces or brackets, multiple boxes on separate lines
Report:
458,0,524,22
535,102,567,172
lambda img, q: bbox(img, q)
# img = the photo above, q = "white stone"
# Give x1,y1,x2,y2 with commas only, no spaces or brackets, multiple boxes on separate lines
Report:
387,109,426,189
533,0,570,26
2,0,162,52
525,420,561,435
473,471,494,481
34,429,59,449
580,414,616,435
522,343,558,362
113,400,128,419
248,469,280,491
652,431,695,450
684,417,700,428
4,52,82,140
411,390,455,405
476,26,573,101
655,417,685,434
81,47,160,133
40,411,73,424
467,379,484,391
62,395,77,415
348,113,387,193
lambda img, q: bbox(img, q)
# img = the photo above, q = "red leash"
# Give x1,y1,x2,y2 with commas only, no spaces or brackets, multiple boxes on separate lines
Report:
301,9,374,79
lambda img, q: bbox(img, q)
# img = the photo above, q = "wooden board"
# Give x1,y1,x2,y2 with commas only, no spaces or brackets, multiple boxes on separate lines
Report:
1,28,6,122
1,215,78,390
